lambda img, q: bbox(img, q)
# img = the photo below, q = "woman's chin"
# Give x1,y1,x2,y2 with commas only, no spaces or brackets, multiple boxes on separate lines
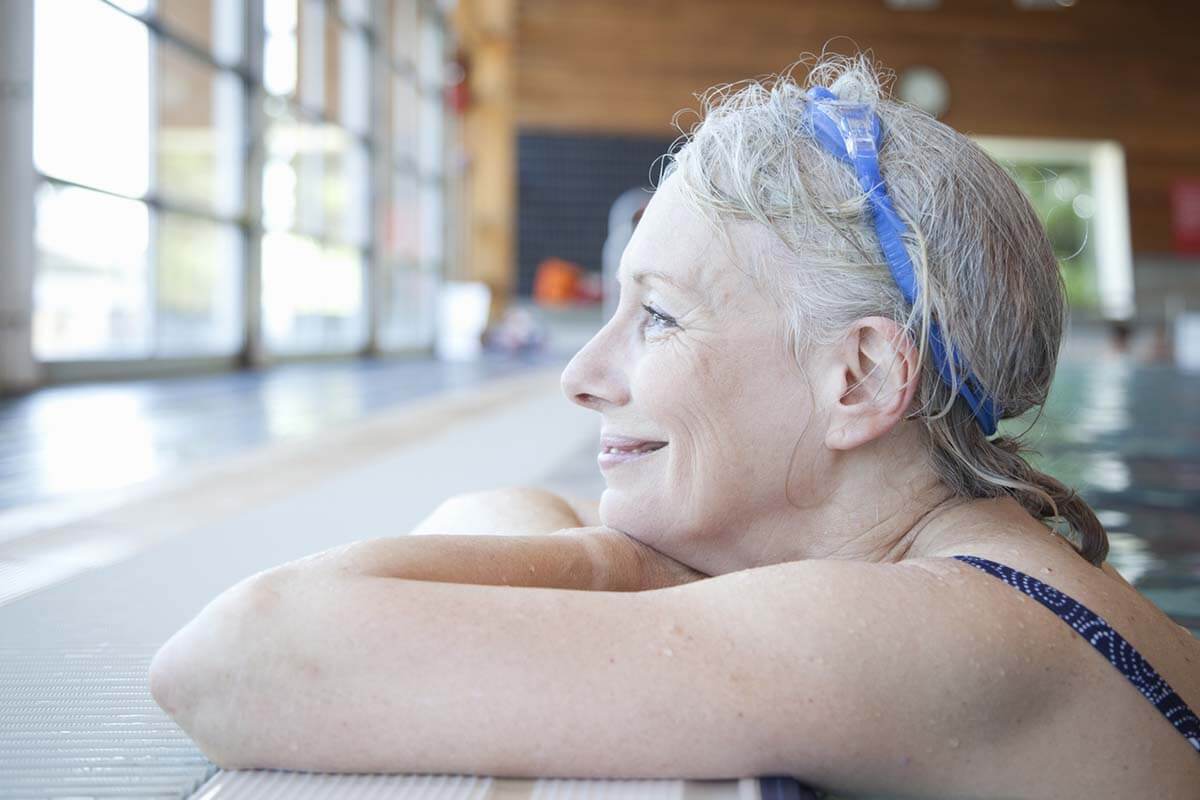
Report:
597,491,631,530
597,493,651,534
597,490,611,523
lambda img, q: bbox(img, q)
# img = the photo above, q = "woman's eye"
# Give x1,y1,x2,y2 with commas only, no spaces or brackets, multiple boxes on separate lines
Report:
641,303,677,332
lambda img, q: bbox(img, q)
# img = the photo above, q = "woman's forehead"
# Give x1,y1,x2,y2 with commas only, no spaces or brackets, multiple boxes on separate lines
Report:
621,180,767,308
620,179,725,293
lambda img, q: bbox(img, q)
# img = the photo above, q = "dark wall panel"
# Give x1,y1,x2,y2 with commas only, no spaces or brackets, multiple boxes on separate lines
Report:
516,131,675,296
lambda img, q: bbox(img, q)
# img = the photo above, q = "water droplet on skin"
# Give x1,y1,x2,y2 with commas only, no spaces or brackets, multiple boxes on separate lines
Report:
948,737,960,749
1042,567,1053,574
662,647,673,657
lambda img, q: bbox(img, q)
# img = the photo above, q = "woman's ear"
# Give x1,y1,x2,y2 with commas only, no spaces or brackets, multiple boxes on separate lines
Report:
823,317,921,451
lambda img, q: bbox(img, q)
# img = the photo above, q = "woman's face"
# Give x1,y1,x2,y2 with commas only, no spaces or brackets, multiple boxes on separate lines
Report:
560,174,825,570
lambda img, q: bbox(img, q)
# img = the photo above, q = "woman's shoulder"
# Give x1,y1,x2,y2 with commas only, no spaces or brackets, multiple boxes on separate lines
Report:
667,549,1199,793
897,545,1200,773
897,542,1200,679
897,546,1198,787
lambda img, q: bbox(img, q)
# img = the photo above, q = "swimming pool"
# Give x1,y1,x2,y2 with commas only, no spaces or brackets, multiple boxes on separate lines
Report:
1011,356,1200,638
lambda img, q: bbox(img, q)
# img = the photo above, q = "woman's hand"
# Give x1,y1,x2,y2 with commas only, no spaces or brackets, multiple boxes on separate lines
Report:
568,525,710,590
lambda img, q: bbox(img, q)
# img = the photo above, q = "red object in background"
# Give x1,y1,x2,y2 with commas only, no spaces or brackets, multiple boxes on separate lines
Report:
447,50,470,114
532,258,601,305
574,271,603,303
533,258,580,304
1172,179,1200,255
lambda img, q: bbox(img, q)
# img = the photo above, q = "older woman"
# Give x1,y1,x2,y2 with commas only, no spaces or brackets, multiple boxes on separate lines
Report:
149,53,1200,797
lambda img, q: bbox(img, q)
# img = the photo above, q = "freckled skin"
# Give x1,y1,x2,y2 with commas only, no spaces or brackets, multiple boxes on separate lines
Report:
560,171,1026,577
561,175,832,577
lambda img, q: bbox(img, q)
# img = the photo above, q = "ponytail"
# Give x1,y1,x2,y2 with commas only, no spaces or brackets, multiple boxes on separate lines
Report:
925,409,1109,566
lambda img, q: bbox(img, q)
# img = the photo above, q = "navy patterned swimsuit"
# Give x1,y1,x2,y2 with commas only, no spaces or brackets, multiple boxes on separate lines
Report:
760,555,1200,799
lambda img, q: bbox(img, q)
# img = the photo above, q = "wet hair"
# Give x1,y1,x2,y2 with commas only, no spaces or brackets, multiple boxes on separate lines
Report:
658,48,1108,565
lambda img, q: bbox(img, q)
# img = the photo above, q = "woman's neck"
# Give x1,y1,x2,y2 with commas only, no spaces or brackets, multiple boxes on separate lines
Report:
713,490,1042,575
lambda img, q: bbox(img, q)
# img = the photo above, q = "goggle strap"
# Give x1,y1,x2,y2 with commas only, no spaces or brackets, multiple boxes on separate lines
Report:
803,86,1000,436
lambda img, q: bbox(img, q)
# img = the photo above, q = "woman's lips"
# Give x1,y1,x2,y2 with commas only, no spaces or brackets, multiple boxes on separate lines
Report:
599,433,668,450
598,441,668,470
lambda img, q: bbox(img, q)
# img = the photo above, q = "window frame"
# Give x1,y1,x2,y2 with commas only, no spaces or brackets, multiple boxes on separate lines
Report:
31,0,448,381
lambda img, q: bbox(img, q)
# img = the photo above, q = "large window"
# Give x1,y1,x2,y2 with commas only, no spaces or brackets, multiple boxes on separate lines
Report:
975,137,1135,322
31,0,446,363
380,0,443,349
259,0,372,353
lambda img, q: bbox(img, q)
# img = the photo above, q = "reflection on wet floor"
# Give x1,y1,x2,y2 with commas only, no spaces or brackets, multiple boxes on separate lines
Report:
0,351,568,514
1017,358,1200,636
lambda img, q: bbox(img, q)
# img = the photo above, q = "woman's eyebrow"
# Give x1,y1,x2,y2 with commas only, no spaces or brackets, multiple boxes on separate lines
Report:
620,268,695,295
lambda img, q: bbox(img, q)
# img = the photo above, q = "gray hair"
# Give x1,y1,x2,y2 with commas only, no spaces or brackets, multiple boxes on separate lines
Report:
660,50,1108,565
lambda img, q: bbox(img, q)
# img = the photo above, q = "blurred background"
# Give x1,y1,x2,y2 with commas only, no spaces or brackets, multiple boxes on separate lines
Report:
0,1,1198,796
0,0,1198,591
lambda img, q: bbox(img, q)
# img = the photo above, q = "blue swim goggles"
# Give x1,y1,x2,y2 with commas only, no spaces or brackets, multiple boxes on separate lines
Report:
802,86,1000,436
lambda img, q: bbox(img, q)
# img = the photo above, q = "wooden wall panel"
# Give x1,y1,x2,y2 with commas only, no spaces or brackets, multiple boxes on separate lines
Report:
513,0,1200,253
451,0,519,317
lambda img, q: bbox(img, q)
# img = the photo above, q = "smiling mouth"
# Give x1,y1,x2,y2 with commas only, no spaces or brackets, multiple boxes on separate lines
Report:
597,442,668,469
601,442,667,455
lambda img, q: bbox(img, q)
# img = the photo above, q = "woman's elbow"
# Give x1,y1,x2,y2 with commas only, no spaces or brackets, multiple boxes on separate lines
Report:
148,639,183,719
149,631,237,766
148,574,285,766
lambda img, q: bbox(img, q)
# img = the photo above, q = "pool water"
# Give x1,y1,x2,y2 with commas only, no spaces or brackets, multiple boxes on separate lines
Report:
1009,357,1200,638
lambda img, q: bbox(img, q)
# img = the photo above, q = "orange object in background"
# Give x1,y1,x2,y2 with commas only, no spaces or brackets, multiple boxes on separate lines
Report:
533,257,583,304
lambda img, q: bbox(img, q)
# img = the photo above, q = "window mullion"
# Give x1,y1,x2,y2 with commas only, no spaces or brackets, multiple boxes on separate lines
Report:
242,0,267,366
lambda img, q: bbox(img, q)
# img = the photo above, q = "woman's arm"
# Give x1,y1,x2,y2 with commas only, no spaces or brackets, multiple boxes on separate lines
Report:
274,527,705,592
337,487,707,591
149,557,1034,781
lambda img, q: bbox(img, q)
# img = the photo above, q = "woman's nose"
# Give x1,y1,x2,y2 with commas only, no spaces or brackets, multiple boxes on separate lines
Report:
560,326,630,411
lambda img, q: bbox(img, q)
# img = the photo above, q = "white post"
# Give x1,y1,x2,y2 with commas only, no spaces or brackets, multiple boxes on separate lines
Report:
0,0,40,393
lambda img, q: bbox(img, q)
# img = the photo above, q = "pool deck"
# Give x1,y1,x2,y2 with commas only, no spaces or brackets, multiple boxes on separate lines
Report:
0,315,1196,798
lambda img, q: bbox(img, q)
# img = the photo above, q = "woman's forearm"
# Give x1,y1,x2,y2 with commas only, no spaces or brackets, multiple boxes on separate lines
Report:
299,528,705,592
374,488,703,590
329,531,625,590
252,488,707,592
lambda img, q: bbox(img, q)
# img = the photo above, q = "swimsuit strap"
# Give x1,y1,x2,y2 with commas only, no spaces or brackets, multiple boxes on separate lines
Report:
953,554,1200,755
